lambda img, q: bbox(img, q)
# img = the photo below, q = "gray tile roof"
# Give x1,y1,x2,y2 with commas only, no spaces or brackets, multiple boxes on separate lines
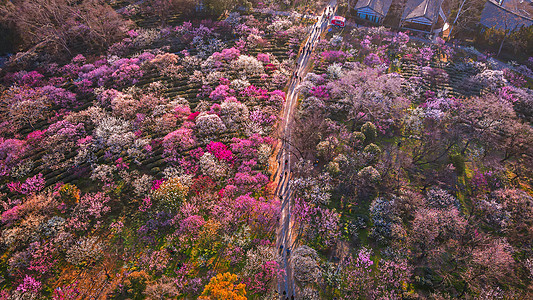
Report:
355,0,394,17
480,0,533,30
402,0,444,21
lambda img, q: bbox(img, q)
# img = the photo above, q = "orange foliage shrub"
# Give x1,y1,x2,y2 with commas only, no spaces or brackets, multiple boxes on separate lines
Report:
199,272,246,300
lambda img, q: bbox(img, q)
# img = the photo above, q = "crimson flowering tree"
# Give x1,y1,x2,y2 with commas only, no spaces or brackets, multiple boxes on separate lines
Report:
7,174,45,195
189,176,216,196
209,84,233,101
207,142,233,162
240,85,268,102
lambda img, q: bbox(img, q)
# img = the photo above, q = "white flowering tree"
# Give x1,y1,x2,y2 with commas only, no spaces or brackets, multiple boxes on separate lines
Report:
219,98,249,131
195,113,227,137
231,55,265,77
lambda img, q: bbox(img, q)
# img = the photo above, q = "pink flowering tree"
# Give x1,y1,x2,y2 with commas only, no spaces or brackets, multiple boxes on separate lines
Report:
69,192,112,230
0,138,25,176
163,126,197,161
209,84,234,101
206,142,233,162
212,47,241,63
7,174,45,195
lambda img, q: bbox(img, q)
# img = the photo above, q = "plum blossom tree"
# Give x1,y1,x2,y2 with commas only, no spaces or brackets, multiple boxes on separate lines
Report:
291,246,321,286
219,98,249,131
0,86,52,132
340,247,411,299
163,127,197,161
369,197,402,245
454,93,533,169
93,116,136,156
0,138,25,176
242,245,282,295
151,177,189,213
231,55,264,77
7,174,45,195
15,275,42,297
206,142,233,162
326,66,409,133
149,52,184,78
292,173,332,205
70,192,111,229
42,120,85,169
482,189,533,244
66,236,104,266
200,152,228,180
340,247,374,298
209,85,233,101
195,113,227,137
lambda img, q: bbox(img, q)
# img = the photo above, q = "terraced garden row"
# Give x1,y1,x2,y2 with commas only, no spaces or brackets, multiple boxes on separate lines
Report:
398,59,484,97
2,12,303,200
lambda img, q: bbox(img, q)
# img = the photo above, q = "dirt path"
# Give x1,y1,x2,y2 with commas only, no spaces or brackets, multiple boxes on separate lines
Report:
275,1,337,299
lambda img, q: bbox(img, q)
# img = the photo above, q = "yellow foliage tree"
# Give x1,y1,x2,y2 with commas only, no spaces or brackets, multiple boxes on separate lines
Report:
59,183,80,205
199,272,246,300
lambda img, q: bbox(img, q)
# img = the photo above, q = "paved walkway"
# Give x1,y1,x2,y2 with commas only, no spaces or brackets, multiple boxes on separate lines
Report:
275,1,337,299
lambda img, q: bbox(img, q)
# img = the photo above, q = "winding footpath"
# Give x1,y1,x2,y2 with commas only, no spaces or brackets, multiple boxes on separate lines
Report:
275,1,337,299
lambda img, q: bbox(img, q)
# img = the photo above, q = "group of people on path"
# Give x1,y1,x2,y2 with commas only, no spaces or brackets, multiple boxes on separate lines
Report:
278,5,335,300
293,6,334,84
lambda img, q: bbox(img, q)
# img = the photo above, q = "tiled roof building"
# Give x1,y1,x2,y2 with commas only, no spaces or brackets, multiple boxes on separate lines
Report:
354,0,394,23
400,0,448,33
480,0,533,31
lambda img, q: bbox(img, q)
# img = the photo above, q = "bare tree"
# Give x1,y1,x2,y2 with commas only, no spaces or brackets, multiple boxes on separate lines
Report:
1,0,128,56
447,0,486,38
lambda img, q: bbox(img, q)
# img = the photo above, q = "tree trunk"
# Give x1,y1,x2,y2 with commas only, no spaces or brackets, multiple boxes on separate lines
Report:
497,30,508,57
